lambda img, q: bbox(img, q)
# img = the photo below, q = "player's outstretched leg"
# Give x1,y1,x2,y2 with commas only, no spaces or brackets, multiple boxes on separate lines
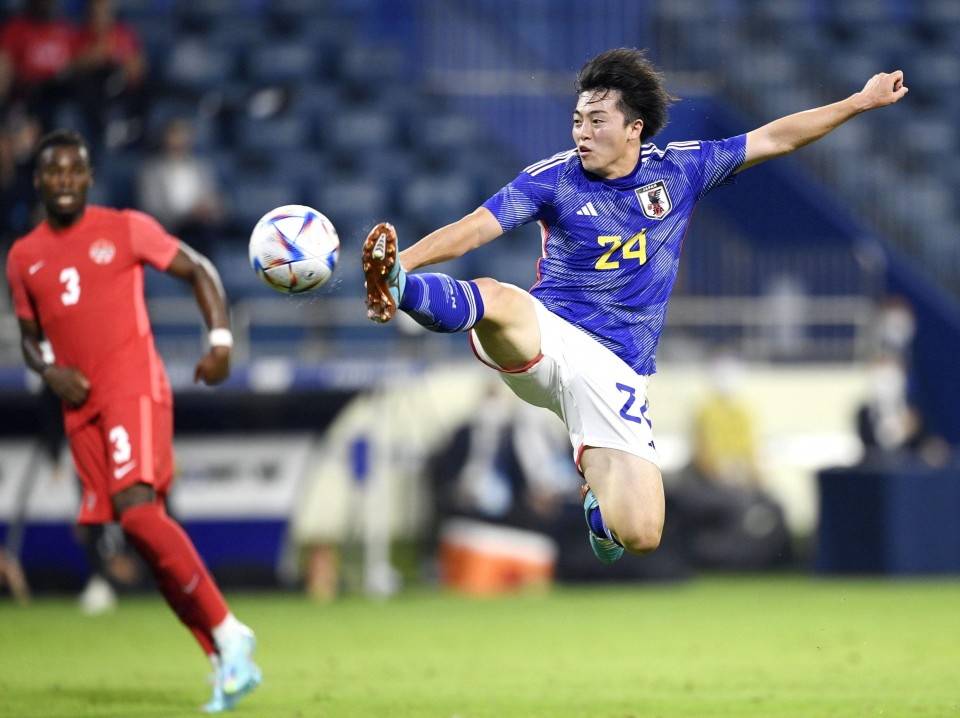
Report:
362,222,405,323
362,222,485,333
581,485,625,563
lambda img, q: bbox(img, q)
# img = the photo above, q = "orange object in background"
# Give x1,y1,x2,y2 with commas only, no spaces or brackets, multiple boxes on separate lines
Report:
438,519,557,596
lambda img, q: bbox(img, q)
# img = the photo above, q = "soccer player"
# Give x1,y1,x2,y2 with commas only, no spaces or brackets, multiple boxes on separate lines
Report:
5,129,261,713
363,48,907,564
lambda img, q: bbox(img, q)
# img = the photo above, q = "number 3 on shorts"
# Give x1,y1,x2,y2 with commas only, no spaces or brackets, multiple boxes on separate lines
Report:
615,383,652,428
109,425,132,463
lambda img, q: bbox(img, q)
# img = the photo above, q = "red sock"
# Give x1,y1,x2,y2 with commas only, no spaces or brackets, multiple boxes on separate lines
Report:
151,566,217,656
120,502,228,653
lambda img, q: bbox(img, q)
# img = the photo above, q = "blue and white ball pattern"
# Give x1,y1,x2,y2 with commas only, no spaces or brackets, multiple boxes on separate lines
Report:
249,205,340,295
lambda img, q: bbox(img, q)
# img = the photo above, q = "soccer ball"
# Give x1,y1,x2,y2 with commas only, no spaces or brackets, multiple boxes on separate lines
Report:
249,205,340,294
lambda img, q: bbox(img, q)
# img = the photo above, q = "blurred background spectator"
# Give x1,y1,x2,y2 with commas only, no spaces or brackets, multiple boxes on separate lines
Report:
668,349,792,571
70,0,149,154
688,349,762,492
427,381,578,533
0,0,75,132
0,108,41,252
855,295,951,468
135,115,227,254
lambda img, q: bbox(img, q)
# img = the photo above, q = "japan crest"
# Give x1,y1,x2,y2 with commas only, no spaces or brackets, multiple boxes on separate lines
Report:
635,180,672,220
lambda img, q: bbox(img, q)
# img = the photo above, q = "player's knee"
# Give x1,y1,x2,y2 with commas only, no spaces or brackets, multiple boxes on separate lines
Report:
617,520,663,556
472,277,502,304
472,278,535,329
112,482,156,516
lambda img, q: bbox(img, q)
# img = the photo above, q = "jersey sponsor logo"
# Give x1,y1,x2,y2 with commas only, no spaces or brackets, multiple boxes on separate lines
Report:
635,180,672,220
89,238,116,265
28,260,45,275
113,460,137,480
576,202,598,217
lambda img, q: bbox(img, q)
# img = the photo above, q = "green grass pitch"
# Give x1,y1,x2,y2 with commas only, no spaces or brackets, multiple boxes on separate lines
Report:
1,575,959,717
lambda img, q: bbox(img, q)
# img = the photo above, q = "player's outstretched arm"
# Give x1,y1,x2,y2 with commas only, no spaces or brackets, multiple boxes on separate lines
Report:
165,242,232,385
741,70,908,171
17,318,90,407
399,207,504,272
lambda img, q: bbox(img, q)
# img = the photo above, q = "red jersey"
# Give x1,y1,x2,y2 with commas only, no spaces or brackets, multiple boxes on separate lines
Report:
73,23,142,67
6,206,180,433
0,16,76,84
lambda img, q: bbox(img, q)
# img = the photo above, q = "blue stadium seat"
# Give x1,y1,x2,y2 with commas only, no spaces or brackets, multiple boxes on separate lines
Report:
173,0,255,28
96,150,144,210
268,0,323,18
144,266,193,299
228,172,306,229
207,148,239,186
918,0,960,31
337,42,408,90
135,16,176,67
210,241,265,301
143,96,202,145
399,173,477,233
205,17,272,55
236,113,312,153
901,113,958,169
260,149,327,198
311,175,393,245
288,81,341,118
406,112,485,171
163,38,237,93
327,107,400,154
113,0,167,20
830,0,894,25
245,42,320,85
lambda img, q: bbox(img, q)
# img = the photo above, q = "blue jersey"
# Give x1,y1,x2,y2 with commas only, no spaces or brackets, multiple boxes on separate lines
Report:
482,135,747,375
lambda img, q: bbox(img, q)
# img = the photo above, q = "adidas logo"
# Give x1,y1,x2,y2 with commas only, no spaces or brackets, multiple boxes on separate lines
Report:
576,202,598,217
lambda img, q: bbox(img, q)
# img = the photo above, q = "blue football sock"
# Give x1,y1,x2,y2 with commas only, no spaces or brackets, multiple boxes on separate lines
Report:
588,506,620,545
398,273,485,333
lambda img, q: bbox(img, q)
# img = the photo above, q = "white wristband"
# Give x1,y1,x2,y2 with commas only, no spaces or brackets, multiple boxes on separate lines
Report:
209,328,233,348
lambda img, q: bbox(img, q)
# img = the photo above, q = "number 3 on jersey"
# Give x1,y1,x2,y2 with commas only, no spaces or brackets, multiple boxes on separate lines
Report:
60,266,80,305
595,230,647,270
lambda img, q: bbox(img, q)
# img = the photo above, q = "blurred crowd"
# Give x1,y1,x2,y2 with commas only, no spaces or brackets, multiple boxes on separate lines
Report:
0,0,228,256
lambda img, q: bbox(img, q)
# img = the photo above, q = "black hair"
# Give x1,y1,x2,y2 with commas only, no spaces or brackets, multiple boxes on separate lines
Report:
33,128,91,173
575,48,678,142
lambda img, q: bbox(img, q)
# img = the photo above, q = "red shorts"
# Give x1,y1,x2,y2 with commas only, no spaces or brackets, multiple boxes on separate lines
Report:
68,396,174,524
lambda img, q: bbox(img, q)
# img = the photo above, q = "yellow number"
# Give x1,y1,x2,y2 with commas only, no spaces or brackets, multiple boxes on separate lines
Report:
596,236,622,269
623,230,647,264
594,230,647,270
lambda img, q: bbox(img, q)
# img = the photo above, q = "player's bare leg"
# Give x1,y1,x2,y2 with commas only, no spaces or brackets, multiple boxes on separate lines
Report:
362,222,402,323
469,280,541,369
580,447,664,557
0,547,30,604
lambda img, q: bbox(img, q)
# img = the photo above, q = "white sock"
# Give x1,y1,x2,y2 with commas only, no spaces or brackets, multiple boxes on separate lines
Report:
211,613,248,649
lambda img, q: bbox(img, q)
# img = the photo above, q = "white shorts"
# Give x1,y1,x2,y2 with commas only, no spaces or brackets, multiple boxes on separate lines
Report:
469,296,660,471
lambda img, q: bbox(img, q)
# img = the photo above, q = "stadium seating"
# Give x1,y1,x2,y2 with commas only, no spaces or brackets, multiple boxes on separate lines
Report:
23,0,953,366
